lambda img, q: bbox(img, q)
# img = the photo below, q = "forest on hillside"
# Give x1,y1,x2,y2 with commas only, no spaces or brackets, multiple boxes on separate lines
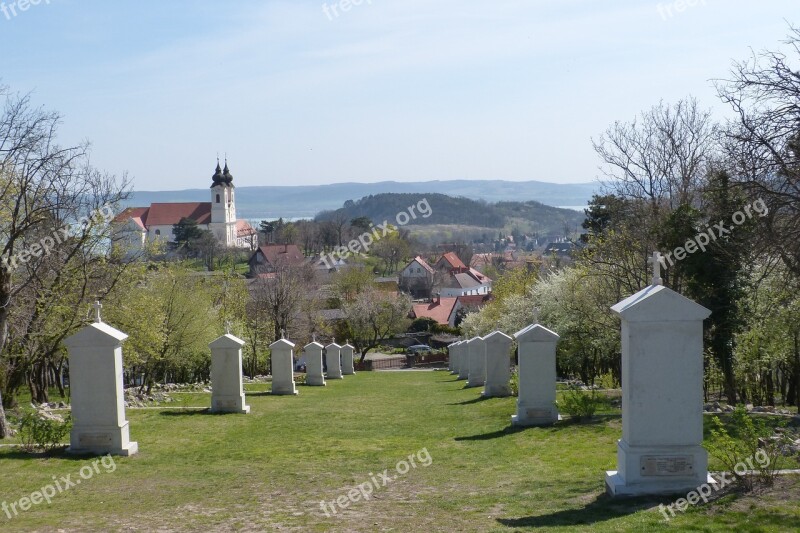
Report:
315,193,585,235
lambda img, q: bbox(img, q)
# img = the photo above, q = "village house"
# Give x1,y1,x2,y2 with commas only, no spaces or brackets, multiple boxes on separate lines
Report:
248,243,306,277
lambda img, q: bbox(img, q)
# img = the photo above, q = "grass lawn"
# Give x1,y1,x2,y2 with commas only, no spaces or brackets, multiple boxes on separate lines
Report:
1,371,799,532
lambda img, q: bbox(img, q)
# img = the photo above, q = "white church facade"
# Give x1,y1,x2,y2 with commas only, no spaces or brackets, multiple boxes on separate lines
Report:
114,161,258,251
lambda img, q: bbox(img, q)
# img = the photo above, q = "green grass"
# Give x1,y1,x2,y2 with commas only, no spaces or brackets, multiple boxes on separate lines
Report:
1,372,799,532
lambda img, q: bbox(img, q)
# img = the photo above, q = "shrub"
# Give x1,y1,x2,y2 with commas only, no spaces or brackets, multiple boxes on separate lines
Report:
557,387,602,421
705,406,788,491
509,368,519,396
18,411,72,453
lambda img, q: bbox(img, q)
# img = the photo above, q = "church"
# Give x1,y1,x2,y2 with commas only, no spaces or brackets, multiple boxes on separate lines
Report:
114,161,258,251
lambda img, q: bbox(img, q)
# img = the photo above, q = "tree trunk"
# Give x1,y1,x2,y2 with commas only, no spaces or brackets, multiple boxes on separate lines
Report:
0,390,8,438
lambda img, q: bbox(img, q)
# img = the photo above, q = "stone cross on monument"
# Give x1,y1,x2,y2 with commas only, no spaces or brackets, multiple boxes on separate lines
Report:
93,300,103,323
648,251,666,286
225,321,232,335
281,329,286,340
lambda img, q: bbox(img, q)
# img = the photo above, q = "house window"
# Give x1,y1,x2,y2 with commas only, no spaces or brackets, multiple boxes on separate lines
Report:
216,194,220,203
155,229,161,236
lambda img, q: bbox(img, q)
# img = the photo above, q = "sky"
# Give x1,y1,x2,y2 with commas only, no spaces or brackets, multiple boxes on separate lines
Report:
0,0,797,191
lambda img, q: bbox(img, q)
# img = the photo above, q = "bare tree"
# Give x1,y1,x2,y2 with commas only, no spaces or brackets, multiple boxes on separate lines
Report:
716,25,800,278
593,98,718,212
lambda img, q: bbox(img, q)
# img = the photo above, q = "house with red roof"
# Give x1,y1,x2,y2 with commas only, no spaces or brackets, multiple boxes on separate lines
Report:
114,161,257,251
410,295,461,328
398,256,436,298
248,244,306,277
433,252,493,297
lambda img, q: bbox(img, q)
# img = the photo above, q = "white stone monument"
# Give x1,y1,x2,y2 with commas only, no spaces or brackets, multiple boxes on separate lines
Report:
209,333,250,414
605,252,712,497
65,301,138,456
466,336,486,388
341,342,356,375
512,324,560,426
483,331,513,398
449,341,461,375
270,337,298,395
304,340,326,386
457,340,470,380
325,341,343,379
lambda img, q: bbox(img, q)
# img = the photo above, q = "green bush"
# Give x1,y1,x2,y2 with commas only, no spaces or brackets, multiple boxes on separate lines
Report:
557,387,602,421
705,406,788,491
509,368,519,396
18,411,72,453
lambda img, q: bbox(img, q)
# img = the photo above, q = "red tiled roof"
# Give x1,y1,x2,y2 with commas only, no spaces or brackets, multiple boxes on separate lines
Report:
145,202,212,226
236,220,257,237
252,244,305,268
457,294,492,309
411,297,459,326
468,268,491,284
114,207,149,230
440,252,467,270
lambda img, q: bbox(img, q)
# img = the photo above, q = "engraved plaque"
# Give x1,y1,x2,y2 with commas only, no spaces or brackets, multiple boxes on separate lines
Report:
79,433,113,447
526,408,552,419
640,455,694,476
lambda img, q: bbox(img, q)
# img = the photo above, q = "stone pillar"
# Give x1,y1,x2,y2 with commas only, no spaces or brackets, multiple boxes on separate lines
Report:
449,341,461,375
64,318,138,456
209,334,250,414
466,337,486,388
457,340,470,380
341,343,356,375
325,342,343,379
304,342,326,386
483,331,513,397
605,285,712,497
270,338,298,395
512,324,559,426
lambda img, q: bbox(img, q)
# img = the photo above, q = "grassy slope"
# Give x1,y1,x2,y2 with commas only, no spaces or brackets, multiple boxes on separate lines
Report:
1,372,798,532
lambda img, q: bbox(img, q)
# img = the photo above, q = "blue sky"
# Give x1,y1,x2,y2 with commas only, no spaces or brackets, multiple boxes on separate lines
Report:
0,0,797,191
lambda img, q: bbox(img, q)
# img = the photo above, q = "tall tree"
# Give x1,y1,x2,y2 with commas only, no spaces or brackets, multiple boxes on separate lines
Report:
344,289,411,362
717,25,800,278
0,87,130,432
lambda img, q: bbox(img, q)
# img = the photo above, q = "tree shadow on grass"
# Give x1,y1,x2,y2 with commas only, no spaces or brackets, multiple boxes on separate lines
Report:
447,395,493,406
0,447,131,461
158,408,216,416
497,492,661,528
455,424,529,441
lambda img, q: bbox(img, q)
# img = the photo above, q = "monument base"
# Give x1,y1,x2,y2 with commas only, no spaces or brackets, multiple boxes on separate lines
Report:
211,394,250,414
465,380,485,388
482,385,511,398
306,376,326,386
326,375,344,380
605,440,710,497
511,408,560,427
342,371,356,376
68,422,139,456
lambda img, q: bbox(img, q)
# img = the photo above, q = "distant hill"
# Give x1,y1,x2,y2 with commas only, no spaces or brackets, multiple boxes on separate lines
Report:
316,193,586,237
124,180,599,220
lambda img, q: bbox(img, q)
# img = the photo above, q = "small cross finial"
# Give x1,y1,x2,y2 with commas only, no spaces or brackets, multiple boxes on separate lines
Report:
225,321,232,335
312,333,317,343
93,300,103,323
648,251,666,286
281,328,286,340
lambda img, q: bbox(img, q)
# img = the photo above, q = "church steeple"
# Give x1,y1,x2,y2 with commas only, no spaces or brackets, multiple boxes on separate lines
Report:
222,159,234,186
211,159,224,188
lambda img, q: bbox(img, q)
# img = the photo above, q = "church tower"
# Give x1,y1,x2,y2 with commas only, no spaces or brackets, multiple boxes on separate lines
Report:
210,160,237,247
